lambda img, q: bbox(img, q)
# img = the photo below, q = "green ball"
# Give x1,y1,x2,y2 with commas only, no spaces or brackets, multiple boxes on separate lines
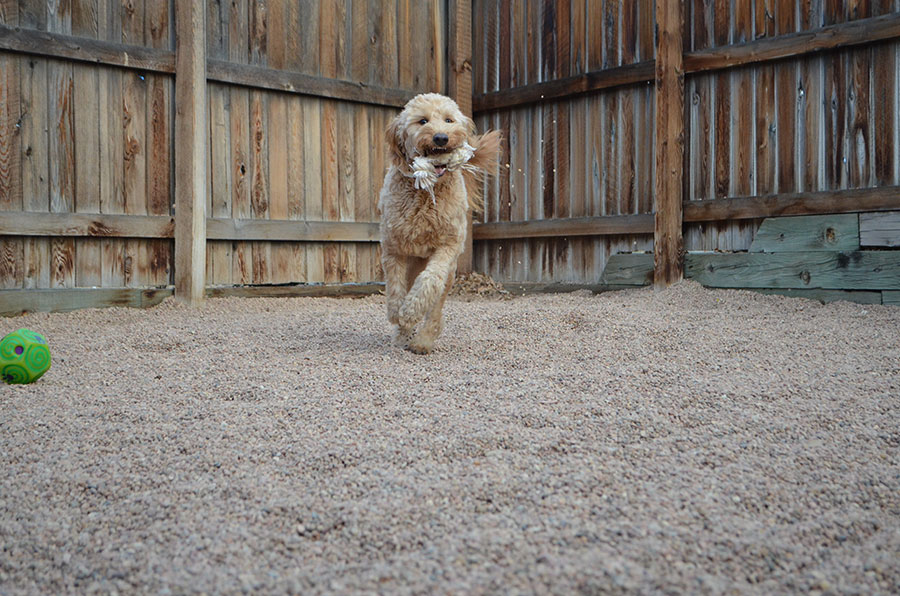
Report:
1,328,51,384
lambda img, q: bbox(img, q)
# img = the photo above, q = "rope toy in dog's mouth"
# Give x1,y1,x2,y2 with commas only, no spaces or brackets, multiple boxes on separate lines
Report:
406,141,477,205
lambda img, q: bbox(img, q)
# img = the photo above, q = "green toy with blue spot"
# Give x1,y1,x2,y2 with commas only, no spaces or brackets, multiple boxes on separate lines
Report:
1,329,52,384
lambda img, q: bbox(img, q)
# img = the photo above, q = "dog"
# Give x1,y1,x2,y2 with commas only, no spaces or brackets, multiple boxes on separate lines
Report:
378,93,501,354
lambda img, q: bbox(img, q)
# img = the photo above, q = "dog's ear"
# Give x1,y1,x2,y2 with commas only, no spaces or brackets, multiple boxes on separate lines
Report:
385,113,407,167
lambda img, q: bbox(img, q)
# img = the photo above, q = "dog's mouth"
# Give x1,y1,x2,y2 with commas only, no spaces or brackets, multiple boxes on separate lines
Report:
433,163,448,177
424,146,451,157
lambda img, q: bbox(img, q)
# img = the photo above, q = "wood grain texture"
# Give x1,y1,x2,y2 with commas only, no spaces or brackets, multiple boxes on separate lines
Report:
683,12,900,73
686,251,900,290
685,186,900,222
749,214,860,253
474,214,654,240
173,0,207,303
0,286,173,315
860,211,900,247
654,0,685,286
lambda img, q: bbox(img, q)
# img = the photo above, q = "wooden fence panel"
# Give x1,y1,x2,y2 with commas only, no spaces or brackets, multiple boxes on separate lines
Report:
3,0,899,310
683,0,900,252
473,0,655,284
1,0,175,295
199,0,442,287
472,0,900,284
1,0,445,311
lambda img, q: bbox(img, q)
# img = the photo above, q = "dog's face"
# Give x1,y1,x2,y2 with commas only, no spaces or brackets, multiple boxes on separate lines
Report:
386,93,475,174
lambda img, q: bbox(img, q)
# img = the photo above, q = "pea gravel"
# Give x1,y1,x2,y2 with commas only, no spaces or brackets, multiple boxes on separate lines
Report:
1,281,898,595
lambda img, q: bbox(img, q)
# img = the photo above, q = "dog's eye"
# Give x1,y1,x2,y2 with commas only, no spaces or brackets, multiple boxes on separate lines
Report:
445,118,453,123
418,118,428,125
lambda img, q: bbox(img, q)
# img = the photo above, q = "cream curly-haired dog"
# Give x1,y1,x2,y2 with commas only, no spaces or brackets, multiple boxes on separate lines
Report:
378,93,501,354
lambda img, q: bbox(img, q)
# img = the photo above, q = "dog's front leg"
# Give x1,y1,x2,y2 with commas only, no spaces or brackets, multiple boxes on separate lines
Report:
382,252,409,326
398,244,460,331
407,269,455,354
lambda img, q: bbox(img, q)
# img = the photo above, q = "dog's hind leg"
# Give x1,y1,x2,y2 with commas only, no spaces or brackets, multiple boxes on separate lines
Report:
407,268,454,354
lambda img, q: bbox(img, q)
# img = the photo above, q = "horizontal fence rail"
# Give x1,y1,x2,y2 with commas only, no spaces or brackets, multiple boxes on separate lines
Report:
472,11,900,113
683,187,900,223
0,212,381,243
0,24,414,108
473,215,655,241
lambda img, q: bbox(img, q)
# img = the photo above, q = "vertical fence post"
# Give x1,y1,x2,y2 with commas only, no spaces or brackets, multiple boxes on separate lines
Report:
654,0,685,286
174,0,208,304
449,0,474,274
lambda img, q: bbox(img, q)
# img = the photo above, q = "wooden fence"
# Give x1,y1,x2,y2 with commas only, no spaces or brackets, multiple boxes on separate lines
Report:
472,0,900,288
2,1,900,314
0,0,463,313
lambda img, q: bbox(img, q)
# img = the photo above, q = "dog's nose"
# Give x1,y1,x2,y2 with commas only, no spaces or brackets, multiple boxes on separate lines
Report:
433,133,449,147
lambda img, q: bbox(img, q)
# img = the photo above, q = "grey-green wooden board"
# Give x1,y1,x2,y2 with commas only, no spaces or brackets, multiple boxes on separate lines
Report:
749,214,860,253
685,251,900,290
600,253,654,286
1,288,173,317
859,211,900,248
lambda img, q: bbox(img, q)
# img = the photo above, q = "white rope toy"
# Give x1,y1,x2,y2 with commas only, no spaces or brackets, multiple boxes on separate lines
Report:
409,141,477,204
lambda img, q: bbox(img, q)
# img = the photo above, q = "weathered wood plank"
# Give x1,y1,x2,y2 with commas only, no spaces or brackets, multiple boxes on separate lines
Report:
268,92,291,284
872,40,896,186
230,87,252,284
472,12,900,114
205,59,412,108
353,105,372,282
208,82,232,285
0,52,20,211
749,214,860,253
73,63,101,288
173,0,207,303
473,60,655,113
205,219,380,244
20,55,50,288
683,12,900,73
0,25,418,109
206,282,383,299
145,52,172,289
0,287,172,316
860,211,900,247
654,0,685,286
473,214,654,240
0,44,23,289
97,0,124,288
48,58,75,289
248,95,270,285
0,23,175,72
884,291,900,306
599,252,654,286
337,102,356,283
286,97,306,282
684,186,900,222
685,251,900,290
449,0,473,273
321,98,340,283
302,98,325,283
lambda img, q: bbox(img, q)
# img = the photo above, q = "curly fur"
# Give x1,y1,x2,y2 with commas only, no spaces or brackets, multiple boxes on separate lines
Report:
378,93,502,354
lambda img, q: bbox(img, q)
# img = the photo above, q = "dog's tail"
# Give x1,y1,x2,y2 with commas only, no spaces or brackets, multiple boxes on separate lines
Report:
463,130,502,214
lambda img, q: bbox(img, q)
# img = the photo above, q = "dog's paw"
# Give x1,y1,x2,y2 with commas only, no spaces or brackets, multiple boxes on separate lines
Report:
406,337,435,354
392,326,414,348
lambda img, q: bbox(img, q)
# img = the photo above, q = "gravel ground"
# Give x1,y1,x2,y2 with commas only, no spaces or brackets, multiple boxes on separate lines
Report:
1,280,899,595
